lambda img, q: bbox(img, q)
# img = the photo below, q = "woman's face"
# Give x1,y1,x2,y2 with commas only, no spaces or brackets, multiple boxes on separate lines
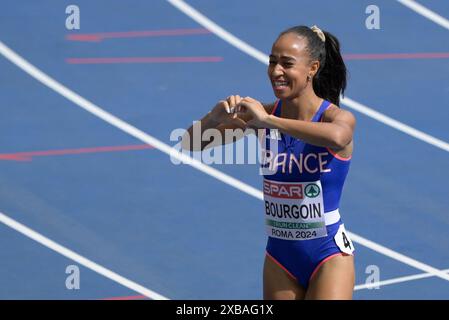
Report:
268,33,316,100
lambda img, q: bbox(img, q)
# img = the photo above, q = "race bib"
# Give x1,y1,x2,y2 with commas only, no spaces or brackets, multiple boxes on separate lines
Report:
334,224,355,255
264,178,327,240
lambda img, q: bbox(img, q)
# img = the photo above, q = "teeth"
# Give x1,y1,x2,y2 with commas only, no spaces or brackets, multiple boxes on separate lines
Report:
274,81,288,86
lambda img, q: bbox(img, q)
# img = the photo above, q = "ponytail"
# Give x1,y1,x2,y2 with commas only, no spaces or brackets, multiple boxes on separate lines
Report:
313,31,346,106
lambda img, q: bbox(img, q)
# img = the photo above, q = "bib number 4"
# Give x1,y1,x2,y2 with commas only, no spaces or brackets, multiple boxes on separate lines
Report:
334,224,355,255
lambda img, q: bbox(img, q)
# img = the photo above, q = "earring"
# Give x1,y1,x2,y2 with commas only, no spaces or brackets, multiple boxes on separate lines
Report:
307,75,311,82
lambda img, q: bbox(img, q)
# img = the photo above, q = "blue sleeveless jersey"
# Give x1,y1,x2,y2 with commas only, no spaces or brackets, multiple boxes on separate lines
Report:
262,99,351,213
261,99,355,289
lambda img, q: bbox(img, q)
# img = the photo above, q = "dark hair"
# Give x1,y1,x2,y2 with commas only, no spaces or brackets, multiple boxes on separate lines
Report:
279,25,347,106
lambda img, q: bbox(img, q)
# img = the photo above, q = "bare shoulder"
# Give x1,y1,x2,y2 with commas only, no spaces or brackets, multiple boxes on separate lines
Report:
323,104,355,157
322,104,356,128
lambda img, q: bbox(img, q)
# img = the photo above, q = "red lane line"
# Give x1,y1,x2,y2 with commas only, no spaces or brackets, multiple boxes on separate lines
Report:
0,144,154,161
0,154,30,161
343,52,449,60
65,53,448,64
99,295,148,301
66,28,212,42
66,56,223,64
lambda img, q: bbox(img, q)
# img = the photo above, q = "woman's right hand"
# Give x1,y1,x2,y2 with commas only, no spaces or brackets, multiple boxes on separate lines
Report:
226,95,243,114
209,95,243,125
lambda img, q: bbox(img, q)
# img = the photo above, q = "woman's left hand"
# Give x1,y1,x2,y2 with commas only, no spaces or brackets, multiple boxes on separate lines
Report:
236,96,270,129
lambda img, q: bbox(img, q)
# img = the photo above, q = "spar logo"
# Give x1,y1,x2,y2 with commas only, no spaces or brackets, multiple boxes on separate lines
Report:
263,180,303,199
304,183,320,198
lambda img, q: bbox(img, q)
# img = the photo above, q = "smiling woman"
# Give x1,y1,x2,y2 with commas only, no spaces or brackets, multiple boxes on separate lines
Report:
182,24,356,300
268,25,347,107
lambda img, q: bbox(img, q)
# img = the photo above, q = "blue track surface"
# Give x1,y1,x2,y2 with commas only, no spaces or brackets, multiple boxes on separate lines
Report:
0,0,448,299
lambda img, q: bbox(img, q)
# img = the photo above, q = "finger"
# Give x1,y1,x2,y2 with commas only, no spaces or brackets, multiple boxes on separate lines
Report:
236,100,252,111
232,96,239,113
229,95,242,113
236,95,242,104
235,104,247,114
229,95,236,107
220,100,231,113
225,96,231,110
240,97,252,106
235,105,243,114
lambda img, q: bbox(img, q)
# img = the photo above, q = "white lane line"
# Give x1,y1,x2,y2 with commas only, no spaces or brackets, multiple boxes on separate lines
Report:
167,0,268,64
355,268,449,291
350,231,449,282
166,0,449,283
0,42,261,201
397,0,449,30
341,97,449,152
1,8,448,289
0,212,169,300
167,0,449,154
168,0,268,65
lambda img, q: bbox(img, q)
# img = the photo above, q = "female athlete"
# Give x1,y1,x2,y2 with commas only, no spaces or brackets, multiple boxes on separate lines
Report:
182,25,356,300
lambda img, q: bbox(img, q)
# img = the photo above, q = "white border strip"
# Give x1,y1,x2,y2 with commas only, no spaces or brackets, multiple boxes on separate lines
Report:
355,267,449,291
167,0,449,153
0,212,169,300
397,0,449,30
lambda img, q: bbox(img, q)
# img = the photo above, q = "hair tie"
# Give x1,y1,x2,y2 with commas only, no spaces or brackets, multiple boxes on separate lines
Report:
310,25,325,42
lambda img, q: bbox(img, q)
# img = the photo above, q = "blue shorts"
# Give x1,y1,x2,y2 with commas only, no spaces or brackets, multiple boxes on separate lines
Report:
266,220,354,289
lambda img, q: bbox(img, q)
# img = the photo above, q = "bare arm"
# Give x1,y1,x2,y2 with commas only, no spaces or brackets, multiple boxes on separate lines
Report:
265,106,355,149
181,98,275,151
239,97,355,150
